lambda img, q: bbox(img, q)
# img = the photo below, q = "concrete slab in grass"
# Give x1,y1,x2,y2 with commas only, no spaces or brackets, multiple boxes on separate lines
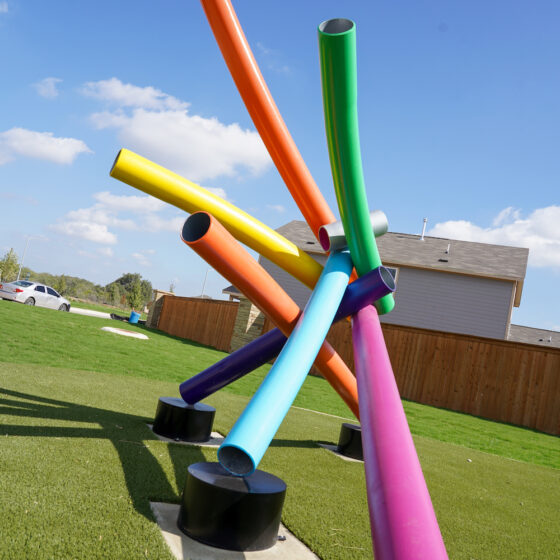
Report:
147,424,225,448
150,502,319,560
70,307,112,319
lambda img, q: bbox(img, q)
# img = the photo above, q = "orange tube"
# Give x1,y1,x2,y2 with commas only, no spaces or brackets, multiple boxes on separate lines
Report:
200,0,336,239
181,212,360,419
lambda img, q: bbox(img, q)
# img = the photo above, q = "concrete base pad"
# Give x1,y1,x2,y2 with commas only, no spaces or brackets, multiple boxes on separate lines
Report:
150,502,319,560
147,424,224,447
318,443,363,463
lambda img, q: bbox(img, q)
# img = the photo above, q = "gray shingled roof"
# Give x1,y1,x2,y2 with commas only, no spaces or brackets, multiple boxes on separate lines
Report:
508,324,560,349
222,284,242,297
276,220,529,282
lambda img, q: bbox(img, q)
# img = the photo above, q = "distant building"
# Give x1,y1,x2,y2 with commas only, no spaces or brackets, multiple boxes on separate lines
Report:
254,220,529,341
507,324,560,349
222,285,243,302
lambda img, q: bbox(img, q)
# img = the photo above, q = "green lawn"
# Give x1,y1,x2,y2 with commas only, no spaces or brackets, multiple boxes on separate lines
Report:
1,300,559,559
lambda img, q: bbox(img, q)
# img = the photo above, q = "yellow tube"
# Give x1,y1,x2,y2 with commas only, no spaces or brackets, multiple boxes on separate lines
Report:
110,149,323,289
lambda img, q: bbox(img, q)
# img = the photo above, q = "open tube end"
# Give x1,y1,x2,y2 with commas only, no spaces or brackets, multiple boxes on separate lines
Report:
318,226,331,252
110,149,125,177
379,266,396,292
181,212,212,244
319,18,354,35
218,444,255,477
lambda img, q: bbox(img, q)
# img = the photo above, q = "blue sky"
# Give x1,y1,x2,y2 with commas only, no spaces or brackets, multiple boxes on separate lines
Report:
0,0,558,330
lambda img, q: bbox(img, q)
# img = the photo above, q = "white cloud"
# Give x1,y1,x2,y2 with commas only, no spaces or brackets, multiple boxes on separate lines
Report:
204,186,228,200
256,42,291,75
93,191,165,213
132,251,152,267
266,204,285,213
51,191,187,245
142,214,185,233
84,78,270,182
52,221,117,245
492,206,521,227
81,77,188,111
428,206,560,269
0,128,92,165
33,77,62,99
0,2,8,14
97,247,114,257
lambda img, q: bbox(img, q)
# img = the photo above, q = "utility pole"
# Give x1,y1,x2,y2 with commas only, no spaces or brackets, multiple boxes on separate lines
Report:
16,236,31,281
200,268,209,297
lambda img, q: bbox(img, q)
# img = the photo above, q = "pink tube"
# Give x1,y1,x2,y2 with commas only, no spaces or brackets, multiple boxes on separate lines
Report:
352,306,448,559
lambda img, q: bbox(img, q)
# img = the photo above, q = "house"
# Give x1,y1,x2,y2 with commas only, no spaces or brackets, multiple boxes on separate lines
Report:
222,285,242,302
507,324,560,349
255,220,529,341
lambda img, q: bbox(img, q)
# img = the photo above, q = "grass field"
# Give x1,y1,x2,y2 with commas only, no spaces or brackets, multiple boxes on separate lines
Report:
68,298,148,320
1,300,559,559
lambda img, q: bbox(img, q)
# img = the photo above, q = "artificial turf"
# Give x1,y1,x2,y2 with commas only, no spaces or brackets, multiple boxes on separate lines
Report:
2,301,558,470
1,300,559,558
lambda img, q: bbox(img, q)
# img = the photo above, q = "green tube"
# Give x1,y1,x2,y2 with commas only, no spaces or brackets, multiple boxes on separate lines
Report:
318,19,394,314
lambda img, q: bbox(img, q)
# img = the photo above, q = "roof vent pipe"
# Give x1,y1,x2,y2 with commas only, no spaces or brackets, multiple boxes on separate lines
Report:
420,217,428,241
445,243,451,254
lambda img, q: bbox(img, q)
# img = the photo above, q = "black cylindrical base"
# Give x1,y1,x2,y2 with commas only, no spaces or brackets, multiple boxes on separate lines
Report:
337,423,363,460
152,397,215,442
178,462,286,551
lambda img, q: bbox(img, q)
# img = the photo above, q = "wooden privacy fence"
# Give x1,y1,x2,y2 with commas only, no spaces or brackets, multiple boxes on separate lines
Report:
157,297,559,435
263,317,560,436
157,296,238,352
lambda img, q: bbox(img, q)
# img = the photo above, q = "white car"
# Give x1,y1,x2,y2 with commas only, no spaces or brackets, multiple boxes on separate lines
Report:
0,280,71,311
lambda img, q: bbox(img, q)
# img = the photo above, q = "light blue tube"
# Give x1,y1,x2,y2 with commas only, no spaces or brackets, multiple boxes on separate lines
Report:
218,250,354,476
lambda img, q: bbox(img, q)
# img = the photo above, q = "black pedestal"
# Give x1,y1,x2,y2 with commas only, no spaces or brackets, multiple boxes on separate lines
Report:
152,397,215,442
337,423,363,461
178,462,286,551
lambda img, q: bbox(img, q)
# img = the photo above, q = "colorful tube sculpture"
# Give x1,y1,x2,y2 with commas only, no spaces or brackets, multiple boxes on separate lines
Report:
111,149,324,290
180,211,360,419
319,209,389,252
218,250,354,476
352,306,448,559
200,0,335,240
318,19,395,314
180,265,395,404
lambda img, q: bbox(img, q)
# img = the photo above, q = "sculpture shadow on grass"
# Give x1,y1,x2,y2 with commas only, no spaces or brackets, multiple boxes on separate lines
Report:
0,387,206,521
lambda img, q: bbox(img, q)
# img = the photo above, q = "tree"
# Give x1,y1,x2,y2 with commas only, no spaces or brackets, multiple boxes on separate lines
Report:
0,249,19,282
107,273,152,309
53,275,67,295
140,279,153,304
127,277,144,310
108,283,121,306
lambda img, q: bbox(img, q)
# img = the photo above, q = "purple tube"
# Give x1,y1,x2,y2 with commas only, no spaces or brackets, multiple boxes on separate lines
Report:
352,305,448,559
180,328,285,404
180,266,395,404
336,265,394,321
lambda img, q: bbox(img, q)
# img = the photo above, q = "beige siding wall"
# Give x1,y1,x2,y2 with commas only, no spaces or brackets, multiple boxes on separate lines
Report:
381,267,512,339
260,257,513,340
258,254,326,309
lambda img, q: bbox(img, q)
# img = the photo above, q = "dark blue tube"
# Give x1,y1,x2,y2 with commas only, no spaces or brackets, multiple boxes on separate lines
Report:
180,328,286,404
179,265,395,404
335,265,395,321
